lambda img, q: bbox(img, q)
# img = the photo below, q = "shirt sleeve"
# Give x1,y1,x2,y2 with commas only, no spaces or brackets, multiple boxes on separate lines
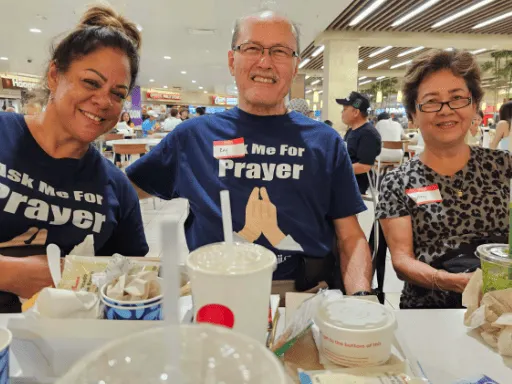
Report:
357,131,382,165
329,137,367,219
375,170,410,219
126,132,180,200
96,181,149,257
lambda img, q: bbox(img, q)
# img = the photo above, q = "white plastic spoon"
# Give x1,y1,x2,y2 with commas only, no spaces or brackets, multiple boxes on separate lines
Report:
46,244,62,287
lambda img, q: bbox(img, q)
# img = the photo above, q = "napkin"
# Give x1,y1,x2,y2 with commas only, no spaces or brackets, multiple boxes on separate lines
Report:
463,269,512,357
27,287,101,319
105,271,160,301
69,234,95,256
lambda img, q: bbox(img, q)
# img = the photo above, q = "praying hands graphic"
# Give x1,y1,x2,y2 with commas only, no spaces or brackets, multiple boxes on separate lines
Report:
237,187,303,251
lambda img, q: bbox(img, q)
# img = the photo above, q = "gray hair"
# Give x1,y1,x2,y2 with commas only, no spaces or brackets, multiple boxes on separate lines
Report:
231,11,301,55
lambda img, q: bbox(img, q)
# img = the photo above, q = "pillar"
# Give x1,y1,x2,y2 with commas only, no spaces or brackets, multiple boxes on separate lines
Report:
322,39,359,134
290,73,306,100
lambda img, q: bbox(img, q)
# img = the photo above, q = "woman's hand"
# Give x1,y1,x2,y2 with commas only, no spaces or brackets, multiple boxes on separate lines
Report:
1,255,54,299
438,270,473,293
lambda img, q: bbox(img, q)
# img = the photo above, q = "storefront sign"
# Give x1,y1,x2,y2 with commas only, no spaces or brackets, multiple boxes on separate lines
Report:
212,95,238,106
146,91,181,101
126,86,142,126
1,77,40,90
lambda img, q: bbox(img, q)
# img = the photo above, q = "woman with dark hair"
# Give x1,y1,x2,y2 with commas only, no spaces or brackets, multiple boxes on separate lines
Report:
466,110,483,146
0,5,148,313
376,50,512,309
119,111,134,127
490,102,512,150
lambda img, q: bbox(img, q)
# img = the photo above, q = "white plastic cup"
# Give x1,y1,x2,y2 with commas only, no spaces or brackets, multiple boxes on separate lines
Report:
186,242,277,344
0,327,12,384
315,299,397,367
56,324,289,384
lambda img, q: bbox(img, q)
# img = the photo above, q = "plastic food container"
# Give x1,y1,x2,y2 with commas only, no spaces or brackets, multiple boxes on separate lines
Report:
314,299,397,367
56,324,290,384
476,243,512,293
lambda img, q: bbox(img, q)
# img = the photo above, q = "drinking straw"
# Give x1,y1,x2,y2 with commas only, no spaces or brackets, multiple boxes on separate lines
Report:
160,218,182,383
220,190,233,244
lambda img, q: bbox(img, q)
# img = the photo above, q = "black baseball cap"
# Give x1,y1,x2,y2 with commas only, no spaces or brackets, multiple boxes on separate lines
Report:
336,92,370,113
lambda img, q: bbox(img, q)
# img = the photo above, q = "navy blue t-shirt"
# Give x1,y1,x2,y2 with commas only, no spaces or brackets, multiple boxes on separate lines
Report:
127,107,366,279
344,122,382,194
0,112,148,312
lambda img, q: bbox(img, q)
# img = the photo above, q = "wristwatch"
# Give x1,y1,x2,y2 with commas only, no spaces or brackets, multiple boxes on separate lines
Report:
352,290,373,296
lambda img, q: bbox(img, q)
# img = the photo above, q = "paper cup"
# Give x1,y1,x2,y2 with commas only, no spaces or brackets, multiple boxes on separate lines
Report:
0,328,12,384
476,244,512,293
186,242,276,344
56,324,289,384
315,299,397,367
100,279,163,321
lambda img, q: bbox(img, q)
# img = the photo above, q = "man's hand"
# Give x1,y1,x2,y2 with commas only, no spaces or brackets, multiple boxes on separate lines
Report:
238,187,263,243
260,187,286,247
3,255,54,299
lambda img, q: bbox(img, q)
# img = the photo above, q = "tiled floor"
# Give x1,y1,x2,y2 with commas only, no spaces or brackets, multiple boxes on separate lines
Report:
140,198,404,309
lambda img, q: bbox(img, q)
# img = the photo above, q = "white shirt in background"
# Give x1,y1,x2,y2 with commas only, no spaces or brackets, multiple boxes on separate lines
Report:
115,122,134,137
375,118,404,162
163,116,182,132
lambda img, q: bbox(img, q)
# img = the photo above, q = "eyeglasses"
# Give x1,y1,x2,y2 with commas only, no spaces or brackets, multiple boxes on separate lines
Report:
232,43,299,61
416,97,472,113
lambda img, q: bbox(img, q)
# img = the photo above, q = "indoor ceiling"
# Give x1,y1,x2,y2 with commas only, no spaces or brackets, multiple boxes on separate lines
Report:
0,0,352,95
301,0,512,71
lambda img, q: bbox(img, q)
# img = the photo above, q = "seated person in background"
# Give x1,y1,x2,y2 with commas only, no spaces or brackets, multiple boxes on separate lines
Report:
195,106,206,117
465,110,483,147
338,92,381,194
375,112,405,163
162,108,181,132
179,107,190,121
287,98,309,116
324,120,333,127
127,10,373,296
116,112,135,137
141,110,160,136
0,5,148,313
489,102,512,150
377,49,512,309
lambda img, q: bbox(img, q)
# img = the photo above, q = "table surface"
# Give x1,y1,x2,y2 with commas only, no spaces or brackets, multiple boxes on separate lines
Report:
105,138,161,146
2,309,511,383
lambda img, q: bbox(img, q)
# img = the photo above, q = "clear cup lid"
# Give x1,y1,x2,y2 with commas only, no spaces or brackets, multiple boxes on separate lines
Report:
476,243,512,266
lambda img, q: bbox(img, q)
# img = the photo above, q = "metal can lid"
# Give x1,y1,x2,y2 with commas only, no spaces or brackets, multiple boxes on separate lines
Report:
476,243,512,266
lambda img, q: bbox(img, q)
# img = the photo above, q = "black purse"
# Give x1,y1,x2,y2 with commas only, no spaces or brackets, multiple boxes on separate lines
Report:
294,253,338,292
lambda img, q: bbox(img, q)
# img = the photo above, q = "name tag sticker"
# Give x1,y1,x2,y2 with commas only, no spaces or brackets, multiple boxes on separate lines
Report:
213,138,245,159
406,184,442,205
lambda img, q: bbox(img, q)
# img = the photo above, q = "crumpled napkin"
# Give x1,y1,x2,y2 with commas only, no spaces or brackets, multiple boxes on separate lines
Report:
26,287,101,319
69,234,95,256
105,271,160,301
463,269,512,356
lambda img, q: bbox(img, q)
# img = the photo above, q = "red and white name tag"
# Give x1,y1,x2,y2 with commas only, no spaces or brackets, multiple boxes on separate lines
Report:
213,138,245,159
405,184,443,205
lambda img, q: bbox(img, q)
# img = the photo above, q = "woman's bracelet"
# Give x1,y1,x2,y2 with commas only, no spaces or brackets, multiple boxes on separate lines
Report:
432,269,447,292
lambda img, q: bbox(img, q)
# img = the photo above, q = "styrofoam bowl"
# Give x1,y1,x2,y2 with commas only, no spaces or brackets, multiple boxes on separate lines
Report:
314,298,397,367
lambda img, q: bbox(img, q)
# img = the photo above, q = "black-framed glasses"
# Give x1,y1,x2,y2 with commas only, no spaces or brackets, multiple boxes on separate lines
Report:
416,97,472,113
233,42,299,61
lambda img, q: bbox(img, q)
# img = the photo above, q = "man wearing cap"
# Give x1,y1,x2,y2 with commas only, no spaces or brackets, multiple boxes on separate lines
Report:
127,11,373,296
141,110,160,137
337,92,382,195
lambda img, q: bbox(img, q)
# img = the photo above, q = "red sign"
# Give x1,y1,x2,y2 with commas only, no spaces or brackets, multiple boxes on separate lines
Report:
146,91,181,101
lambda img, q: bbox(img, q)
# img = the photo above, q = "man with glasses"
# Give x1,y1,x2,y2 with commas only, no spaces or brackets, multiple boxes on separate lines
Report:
127,11,373,296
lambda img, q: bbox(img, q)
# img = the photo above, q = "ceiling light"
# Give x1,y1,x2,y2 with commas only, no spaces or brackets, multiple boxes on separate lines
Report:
377,76,387,80
358,59,364,63
163,86,168,89
188,28,216,35
470,48,487,55
432,0,494,28
473,11,512,29
445,48,454,51
311,79,321,85
318,90,323,94
192,80,196,83
397,46,424,57
305,75,310,80
359,80,372,85
311,46,325,57
369,46,393,57
367,59,389,69
305,89,312,94
198,86,204,89
391,0,440,27
0,57,8,61
390,60,412,69
359,76,367,80
29,28,42,33
298,58,311,69
321,66,324,69
349,0,387,26
181,71,187,74
163,56,171,60
136,25,143,32
149,79,155,82
204,91,208,94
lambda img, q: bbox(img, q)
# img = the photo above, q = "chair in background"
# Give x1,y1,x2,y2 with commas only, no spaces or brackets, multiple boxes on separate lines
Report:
102,133,124,161
375,141,404,189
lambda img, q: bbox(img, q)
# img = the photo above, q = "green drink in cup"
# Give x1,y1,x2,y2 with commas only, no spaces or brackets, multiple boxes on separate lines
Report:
477,244,512,293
